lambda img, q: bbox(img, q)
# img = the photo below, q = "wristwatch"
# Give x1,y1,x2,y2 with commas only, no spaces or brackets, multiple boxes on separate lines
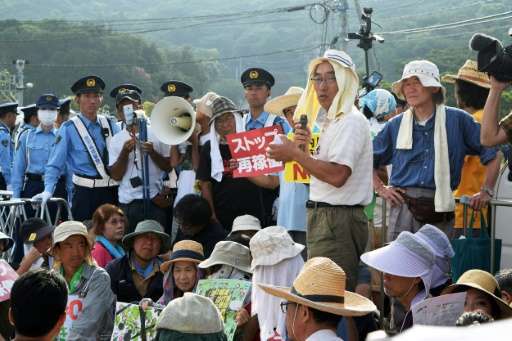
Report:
481,186,495,197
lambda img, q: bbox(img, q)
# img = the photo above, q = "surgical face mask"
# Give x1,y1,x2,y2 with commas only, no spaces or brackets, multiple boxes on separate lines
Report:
38,109,58,126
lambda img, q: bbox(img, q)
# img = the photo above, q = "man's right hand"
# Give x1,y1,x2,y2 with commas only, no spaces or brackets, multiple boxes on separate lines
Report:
377,186,405,206
121,138,136,156
490,76,511,92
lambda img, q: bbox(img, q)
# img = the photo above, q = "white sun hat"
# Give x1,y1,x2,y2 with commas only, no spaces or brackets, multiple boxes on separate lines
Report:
392,60,443,100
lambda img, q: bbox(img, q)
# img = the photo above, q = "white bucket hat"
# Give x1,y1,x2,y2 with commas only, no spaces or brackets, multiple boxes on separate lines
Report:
392,60,443,100
156,292,224,334
250,225,304,270
361,231,435,294
264,86,304,116
199,241,252,274
229,214,262,235
193,91,219,118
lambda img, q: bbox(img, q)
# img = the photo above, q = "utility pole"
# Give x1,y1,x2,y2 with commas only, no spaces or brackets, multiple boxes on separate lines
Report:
340,0,349,51
13,59,27,106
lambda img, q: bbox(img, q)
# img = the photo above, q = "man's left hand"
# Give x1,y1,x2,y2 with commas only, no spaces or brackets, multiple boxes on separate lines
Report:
141,141,155,155
267,135,302,162
469,191,491,210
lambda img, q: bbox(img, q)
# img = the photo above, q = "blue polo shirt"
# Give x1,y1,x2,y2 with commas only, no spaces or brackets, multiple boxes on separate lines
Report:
373,106,497,190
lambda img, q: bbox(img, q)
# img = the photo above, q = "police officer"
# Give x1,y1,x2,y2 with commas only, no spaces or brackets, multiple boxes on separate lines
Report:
0,102,18,190
32,75,120,221
56,98,72,129
15,104,39,148
12,94,72,201
110,83,143,130
160,80,193,102
241,67,291,134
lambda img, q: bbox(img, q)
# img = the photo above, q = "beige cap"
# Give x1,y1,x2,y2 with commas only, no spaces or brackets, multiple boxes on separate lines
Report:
50,220,93,254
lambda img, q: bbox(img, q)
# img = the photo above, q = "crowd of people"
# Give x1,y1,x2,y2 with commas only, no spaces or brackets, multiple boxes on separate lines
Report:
1,46,512,341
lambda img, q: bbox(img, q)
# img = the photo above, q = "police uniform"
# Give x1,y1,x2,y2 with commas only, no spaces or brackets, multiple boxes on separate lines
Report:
40,76,120,221
12,95,71,202
241,67,291,134
160,80,193,99
0,102,19,190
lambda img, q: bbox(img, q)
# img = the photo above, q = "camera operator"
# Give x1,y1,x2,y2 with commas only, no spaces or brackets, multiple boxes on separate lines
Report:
108,90,172,233
481,76,512,146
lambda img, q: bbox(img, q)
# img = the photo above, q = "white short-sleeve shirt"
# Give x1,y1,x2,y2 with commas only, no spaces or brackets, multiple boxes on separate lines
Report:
310,107,373,206
108,127,170,204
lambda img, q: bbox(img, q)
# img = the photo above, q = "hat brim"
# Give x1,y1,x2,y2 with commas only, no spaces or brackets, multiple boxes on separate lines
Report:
258,283,376,317
49,232,93,256
361,243,430,278
392,74,443,100
161,257,202,273
122,230,170,254
251,243,305,270
264,94,301,116
442,283,512,318
198,257,253,274
441,74,491,89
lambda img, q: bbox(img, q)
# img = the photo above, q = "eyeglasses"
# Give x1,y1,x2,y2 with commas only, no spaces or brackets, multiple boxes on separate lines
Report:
280,301,296,313
310,76,337,85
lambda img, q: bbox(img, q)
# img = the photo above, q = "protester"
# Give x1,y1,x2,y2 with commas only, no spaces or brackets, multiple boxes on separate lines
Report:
361,231,435,333
106,219,169,303
199,240,252,280
51,220,116,340
268,49,372,291
159,239,205,305
197,96,270,231
249,225,305,340
495,269,512,304
373,60,498,241
259,257,377,341
90,203,126,268
413,224,455,295
442,60,499,232
227,214,262,241
9,269,68,341
442,269,512,320
173,194,227,258
16,218,54,275
109,83,143,129
155,292,227,341
193,91,218,145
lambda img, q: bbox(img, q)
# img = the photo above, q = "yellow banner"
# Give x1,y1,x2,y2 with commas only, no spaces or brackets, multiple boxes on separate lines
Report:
284,132,320,183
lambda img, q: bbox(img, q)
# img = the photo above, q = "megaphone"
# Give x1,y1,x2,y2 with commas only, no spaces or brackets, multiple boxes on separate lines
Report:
151,96,196,145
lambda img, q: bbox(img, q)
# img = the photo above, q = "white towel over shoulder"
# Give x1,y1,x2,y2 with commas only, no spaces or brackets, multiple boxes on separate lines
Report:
396,105,455,212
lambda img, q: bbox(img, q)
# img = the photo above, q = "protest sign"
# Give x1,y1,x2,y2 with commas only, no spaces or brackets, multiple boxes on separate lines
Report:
111,302,161,341
195,279,252,341
0,259,18,303
412,292,466,326
227,125,284,177
284,132,320,183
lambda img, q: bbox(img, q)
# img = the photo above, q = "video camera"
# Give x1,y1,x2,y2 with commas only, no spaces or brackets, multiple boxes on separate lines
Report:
470,28,512,82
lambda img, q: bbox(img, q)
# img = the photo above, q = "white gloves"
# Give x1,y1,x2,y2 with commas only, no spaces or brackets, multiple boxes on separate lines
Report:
31,191,52,206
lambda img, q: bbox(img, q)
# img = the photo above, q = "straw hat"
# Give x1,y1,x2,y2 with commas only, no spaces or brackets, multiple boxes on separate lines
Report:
442,60,490,89
199,241,252,274
392,60,443,100
161,240,204,273
442,269,512,319
228,214,262,236
249,225,304,270
156,292,224,334
259,257,377,316
50,221,93,254
264,87,304,116
122,220,170,253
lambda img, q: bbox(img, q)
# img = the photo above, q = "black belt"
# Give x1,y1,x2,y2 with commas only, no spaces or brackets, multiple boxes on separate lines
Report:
26,173,66,182
306,200,363,209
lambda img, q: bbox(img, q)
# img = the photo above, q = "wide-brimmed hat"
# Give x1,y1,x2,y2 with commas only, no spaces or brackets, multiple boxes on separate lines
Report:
0,231,14,251
161,240,204,273
209,96,239,125
228,215,262,236
50,221,93,253
156,292,224,334
199,241,252,274
122,220,170,253
392,60,443,100
259,257,376,316
193,92,219,118
442,59,490,89
264,87,304,116
442,269,512,319
250,226,304,270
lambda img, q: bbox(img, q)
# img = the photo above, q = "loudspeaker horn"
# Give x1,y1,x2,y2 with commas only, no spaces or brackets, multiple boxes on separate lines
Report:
151,96,196,145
